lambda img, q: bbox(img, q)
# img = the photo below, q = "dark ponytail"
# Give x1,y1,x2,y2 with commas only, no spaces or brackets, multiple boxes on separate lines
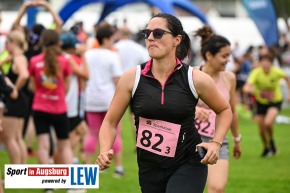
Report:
40,29,62,78
195,26,230,61
176,31,191,61
151,13,191,60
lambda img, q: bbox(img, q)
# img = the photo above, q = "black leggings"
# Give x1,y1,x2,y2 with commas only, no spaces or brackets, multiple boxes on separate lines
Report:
139,158,207,193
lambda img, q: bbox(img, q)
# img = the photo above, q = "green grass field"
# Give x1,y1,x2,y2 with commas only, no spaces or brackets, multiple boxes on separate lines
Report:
1,107,290,193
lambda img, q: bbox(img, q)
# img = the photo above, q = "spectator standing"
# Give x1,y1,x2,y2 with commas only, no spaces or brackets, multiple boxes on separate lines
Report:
60,32,89,164
83,26,124,177
29,29,73,166
0,70,18,193
1,30,29,164
12,0,64,158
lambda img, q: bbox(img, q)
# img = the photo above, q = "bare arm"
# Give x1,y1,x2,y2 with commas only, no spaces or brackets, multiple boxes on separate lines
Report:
68,56,89,81
68,45,89,80
29,76,36,93
76,44,89,80
96,67,135,170
12,2,31,30
13,1,63,32
38,0,63,32
242,81,254,95
226,71,242,159
64,75,71,93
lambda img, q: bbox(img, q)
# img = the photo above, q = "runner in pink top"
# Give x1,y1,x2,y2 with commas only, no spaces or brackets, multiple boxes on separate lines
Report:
195,71,230,138
30,53,71,114
29,29,73,167
194,26,242,193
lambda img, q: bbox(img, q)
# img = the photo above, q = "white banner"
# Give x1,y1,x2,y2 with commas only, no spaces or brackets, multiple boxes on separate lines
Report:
4,164,99,189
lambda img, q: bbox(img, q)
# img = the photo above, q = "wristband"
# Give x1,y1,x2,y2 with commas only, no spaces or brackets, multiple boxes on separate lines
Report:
233,134,242,142
209,140,222,147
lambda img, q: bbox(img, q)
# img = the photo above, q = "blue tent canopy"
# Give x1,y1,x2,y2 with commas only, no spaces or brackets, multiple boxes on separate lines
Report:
58,0,208,25
97,0,175,23
171,0,208,24
27,0,279,49
58,0,101,23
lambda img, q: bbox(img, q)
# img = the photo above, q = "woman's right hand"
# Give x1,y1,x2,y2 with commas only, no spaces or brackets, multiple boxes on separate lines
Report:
96,149,114,171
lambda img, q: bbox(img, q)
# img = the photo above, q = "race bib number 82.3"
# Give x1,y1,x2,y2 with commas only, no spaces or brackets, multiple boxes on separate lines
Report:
136,117,181,157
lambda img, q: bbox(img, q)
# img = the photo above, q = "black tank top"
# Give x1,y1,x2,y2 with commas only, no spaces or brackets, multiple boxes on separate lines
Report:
131,62,201,168
4,63,29,118
6,64,19,84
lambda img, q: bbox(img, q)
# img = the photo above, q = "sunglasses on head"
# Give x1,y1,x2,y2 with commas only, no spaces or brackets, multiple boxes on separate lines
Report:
141,28,173,39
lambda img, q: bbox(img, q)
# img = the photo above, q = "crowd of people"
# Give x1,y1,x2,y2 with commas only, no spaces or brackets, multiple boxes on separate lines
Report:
0,1,290,193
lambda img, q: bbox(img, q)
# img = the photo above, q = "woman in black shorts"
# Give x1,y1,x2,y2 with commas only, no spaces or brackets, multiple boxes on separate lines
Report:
1,30,29,164
0,67,18,193
29,29,73,165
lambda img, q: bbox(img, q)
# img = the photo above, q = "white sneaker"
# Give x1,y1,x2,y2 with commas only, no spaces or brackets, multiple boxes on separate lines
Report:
112,170,124,178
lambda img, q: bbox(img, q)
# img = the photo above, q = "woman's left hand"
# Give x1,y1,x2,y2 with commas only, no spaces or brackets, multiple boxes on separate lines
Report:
197,142,221,165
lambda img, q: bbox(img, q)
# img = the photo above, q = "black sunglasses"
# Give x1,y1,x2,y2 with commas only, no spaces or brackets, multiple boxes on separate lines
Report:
141,28,173,39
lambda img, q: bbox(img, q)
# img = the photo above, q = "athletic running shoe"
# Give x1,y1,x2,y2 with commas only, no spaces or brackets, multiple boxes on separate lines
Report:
261,148,272,157
270,139,278,155
113,170,124,178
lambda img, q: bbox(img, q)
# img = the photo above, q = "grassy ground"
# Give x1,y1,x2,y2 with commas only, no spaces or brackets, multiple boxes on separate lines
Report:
1,107,290,193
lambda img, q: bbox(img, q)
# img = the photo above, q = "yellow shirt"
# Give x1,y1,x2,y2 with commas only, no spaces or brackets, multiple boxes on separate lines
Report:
0,50,11,74
248,66,285,104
